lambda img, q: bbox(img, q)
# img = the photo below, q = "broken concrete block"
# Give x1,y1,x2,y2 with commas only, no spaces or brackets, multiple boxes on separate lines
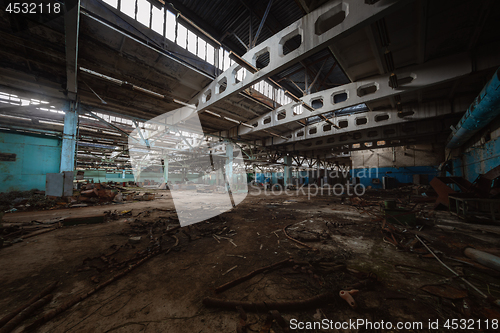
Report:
81,189,98,197
133,193,155,201
129,236,142,244
113,193,123,203
143,193,155,201
97,189,117,201
70,204,88,208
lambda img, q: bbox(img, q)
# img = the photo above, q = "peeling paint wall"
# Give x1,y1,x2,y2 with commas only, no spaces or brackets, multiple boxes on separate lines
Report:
0,131,61,192
451,117,500,181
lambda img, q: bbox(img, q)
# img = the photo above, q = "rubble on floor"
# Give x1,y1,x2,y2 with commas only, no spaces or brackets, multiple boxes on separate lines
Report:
0,182,160,214
1,189,500,332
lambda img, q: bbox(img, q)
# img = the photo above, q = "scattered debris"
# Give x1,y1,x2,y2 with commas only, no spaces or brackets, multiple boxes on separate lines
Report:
420,285,468,299
215,259,292,294
283,225,318,251
203,292,336,312
0,282,57,329
112,193,123,203
222,265,238,276
236,306,248,333
339,289,358,309
24,226,181,332
464,247,500,272
63,214,106,226
0,294,53,333
415,235,489,299
129,236,142,244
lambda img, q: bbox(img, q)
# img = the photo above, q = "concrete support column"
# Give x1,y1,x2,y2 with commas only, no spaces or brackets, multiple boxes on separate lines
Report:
316,156,321,185
60,101,78,172
225,143,233,190
163,157,169,183
284,155,292,187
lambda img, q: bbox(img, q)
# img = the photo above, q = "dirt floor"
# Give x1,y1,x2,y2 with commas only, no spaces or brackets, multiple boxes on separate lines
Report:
1,187,500,332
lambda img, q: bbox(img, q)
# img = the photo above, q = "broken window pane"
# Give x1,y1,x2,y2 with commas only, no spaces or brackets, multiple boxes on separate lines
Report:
197,39,207,60
177,23,187,48
120,0,135,19
166,10,176,41
136,0,151,27
223,50,230,71
151,6,164,35
218,48,224,69
206,44,214,65
187,30,197,54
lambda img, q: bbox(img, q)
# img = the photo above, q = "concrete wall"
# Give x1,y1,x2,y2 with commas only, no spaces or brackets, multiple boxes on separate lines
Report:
82,170,135,183
351,144,444,188
82,171,212,185
0,131,61,192
450,116,500,181
82,171,208,185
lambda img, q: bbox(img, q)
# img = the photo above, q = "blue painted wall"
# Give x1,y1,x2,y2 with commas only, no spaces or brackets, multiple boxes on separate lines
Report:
0,131,62,192
351,166,440,189
451,135,500,182
255,172,310,185
255,172,270,184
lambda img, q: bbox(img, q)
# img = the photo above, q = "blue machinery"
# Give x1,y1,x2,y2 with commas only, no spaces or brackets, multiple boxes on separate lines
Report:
447,68,500,149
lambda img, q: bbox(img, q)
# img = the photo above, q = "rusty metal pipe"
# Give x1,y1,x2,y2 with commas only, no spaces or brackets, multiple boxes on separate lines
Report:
464,248,500,272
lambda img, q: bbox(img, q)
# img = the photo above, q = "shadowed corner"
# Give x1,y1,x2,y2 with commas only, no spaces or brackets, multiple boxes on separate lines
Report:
1,0,79,35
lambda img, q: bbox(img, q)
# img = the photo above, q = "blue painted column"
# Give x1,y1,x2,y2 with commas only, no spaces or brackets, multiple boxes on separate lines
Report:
284,155,292,186
60,101,78,172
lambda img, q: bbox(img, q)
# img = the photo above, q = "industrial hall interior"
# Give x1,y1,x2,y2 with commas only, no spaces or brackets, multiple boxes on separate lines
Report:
1,0,500,332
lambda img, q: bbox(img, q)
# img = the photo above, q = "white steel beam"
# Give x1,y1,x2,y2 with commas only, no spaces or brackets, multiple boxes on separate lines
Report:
238,51,500,139
287,116,459,153
263,97,474,146
186,0,413,113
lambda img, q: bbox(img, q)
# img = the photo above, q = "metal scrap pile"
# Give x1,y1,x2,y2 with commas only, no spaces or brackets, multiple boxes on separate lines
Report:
72,182,155,206
430,165,500,212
